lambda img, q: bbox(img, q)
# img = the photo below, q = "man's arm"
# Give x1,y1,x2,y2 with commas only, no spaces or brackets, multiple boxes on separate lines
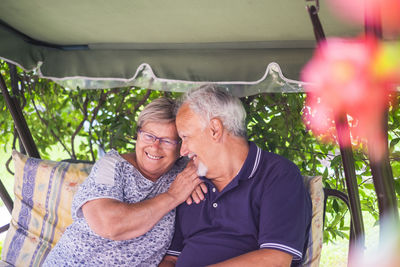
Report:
158,249,292,267
208,249,292,267
82,161,201,241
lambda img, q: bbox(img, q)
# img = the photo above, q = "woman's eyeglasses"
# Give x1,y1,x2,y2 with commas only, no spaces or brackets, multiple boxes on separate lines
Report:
138,129,181,149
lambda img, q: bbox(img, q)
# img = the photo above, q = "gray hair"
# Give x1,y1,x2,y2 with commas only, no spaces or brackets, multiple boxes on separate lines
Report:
137,97,178,128
180,85,247,137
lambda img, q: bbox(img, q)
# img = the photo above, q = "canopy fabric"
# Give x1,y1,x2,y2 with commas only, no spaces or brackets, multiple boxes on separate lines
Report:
0,0,361,94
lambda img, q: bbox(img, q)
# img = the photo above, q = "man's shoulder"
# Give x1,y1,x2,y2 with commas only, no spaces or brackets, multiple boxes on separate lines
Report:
260,149,298,170
252,149,303,189
250,142,296,166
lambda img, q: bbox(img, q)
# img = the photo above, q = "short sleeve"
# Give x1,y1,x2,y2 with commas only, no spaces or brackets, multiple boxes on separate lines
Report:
258,160,311,262
166,207,184,257
72,151,125,219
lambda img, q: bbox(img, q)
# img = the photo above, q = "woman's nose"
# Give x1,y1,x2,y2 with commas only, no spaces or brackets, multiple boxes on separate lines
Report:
151,138,161,148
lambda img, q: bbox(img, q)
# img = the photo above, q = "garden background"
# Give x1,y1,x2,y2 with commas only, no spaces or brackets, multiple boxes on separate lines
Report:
0,61,399,265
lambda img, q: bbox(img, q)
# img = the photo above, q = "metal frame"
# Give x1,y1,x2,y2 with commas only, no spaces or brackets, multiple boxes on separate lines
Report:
363,1,399,232
323,188,355,265
0,175,13,234
0,71,40,159
307,5,365,250
0,223,10,234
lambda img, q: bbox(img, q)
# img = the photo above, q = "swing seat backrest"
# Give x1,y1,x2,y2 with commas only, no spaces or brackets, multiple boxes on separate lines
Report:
302,176,324,267
0,151,93,267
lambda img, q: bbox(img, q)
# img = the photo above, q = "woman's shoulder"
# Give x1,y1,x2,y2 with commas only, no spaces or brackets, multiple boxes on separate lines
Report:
91,150,135,174
96,149,125,165
103,149,140,164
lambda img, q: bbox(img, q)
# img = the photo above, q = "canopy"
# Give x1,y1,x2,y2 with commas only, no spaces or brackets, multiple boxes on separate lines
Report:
0,0,361,95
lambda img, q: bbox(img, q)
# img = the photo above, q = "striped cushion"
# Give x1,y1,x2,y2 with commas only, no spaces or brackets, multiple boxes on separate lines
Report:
302,176,324,267
1,151,92,266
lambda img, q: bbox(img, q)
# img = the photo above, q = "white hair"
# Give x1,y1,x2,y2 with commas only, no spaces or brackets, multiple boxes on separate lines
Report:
180,84,247,138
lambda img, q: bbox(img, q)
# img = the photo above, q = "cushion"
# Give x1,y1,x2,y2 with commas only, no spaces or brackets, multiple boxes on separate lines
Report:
302,176,324,267
0,261,12,267
1,150,93,266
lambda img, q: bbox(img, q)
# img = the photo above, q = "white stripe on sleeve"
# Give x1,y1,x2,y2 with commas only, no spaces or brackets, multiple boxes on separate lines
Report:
166,250,181,256
260,243,302,260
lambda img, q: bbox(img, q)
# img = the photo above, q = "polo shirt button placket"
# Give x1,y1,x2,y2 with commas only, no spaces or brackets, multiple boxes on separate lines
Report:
212,202,218,208
212,188,216,193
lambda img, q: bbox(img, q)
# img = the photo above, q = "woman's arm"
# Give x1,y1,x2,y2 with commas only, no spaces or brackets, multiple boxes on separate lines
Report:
82,161,201,240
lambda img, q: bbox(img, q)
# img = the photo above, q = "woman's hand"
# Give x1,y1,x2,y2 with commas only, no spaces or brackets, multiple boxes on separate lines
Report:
166,160,203,204
83,161,203,240
186,183,208,205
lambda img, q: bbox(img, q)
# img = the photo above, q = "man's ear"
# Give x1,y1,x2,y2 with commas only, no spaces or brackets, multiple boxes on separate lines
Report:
209,118,223,141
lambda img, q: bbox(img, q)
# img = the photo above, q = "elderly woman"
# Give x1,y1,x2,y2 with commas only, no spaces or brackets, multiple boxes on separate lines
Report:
43,98,202,266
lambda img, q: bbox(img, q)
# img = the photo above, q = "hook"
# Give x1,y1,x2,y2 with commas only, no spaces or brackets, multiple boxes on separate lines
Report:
305,0,319,14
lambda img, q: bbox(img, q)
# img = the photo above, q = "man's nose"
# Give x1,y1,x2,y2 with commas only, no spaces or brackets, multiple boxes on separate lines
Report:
180,141,188,156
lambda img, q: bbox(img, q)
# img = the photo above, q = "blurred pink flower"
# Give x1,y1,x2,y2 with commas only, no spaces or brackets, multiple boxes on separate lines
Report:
302,37,396,161
327,0,400,36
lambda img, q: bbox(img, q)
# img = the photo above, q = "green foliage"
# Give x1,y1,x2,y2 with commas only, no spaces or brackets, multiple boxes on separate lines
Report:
1,60,400,244
0,61,182,161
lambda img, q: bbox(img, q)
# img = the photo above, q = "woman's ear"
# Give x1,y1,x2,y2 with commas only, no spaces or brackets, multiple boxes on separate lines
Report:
209,118,223,141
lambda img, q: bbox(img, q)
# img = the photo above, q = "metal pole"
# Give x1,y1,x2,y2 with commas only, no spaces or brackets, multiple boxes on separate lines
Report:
364,0,399,237
307,4,365,252
8,63,26,155
369,145,399,227
0,177,13,213
0,70,41,158
335,117,365,249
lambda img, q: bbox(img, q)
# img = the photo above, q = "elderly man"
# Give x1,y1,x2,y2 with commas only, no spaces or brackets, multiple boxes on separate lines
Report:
160,85,312,267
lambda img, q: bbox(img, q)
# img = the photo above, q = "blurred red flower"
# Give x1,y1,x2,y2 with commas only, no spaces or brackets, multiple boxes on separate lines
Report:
302,37,397,161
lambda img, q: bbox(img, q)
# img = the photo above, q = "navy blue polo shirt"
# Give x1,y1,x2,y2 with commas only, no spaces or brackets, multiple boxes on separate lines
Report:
167,142,312,267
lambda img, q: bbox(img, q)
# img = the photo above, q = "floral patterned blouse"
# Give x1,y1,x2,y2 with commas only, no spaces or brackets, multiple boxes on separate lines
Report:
43,149,186,267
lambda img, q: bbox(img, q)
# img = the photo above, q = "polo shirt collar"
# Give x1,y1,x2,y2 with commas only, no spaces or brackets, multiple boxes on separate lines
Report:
236,141,262,180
